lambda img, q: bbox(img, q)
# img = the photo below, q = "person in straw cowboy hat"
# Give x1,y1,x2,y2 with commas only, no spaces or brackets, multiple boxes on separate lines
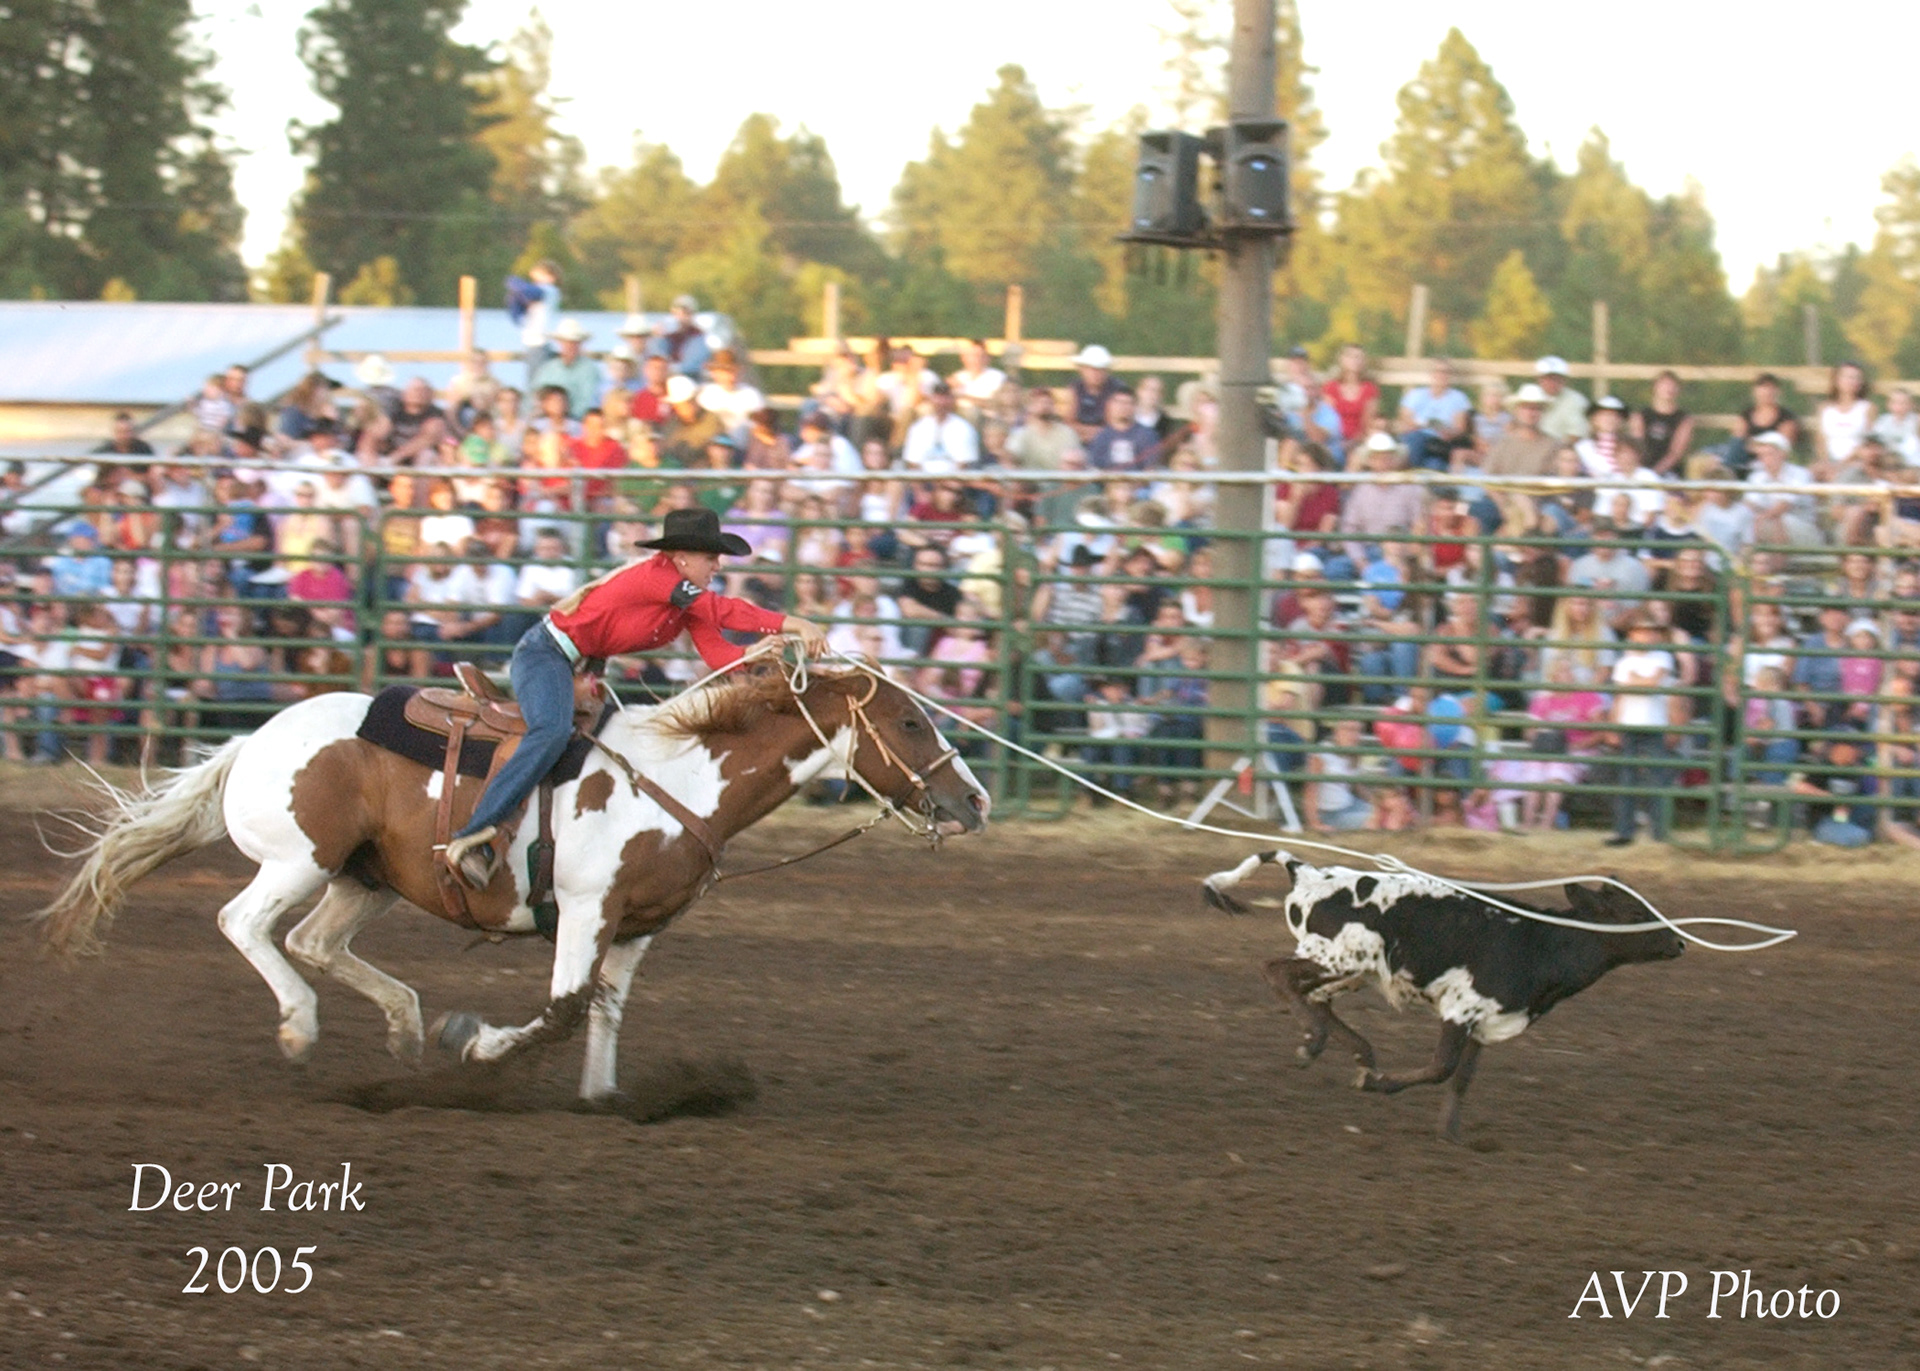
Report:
532,318,600,419
442,505,828,888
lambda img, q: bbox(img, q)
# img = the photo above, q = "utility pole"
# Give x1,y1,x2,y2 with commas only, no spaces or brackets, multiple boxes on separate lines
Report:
1207,0,1278,765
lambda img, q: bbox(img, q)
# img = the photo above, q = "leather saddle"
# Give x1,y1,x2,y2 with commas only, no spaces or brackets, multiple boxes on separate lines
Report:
415,663,601,936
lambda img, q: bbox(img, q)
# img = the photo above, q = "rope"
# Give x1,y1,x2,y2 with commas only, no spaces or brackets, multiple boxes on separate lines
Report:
811,649,1798,954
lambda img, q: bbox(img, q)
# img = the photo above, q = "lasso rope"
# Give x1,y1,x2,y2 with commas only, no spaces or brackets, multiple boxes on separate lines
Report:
801,646,1797,954
597,637,1793,952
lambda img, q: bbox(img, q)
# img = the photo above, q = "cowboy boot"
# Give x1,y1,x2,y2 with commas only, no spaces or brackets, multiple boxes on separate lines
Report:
443,826,499,890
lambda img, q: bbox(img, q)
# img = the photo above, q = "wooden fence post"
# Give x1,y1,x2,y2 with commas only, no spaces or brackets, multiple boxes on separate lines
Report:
1004,285,1024,348
457,275,477,357
306,271,332,369
822,280,841,343
1803,303,1821,368
1405,284,1429,360
624,274,643,317
1591,299,1611,398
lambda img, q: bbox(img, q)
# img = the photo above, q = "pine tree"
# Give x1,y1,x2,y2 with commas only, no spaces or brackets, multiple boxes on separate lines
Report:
291,0,497,306
567,136,702,309
1844,158,1920,377
1468,249,1550,357
704,114,880,277
1328,29,1548,351
0,0,244,299
891,65,1078,289
474,11,585,219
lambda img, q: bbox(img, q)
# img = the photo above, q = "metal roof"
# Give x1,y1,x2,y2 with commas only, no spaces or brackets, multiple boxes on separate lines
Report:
0,301,721,408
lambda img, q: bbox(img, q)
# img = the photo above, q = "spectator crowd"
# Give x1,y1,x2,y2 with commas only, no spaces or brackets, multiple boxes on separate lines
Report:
4,266,1918,848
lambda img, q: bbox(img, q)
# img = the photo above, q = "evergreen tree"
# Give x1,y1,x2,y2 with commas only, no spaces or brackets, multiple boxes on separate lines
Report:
567,136,702,309
1844,158,1920,377
1328,29,1549,352
0,0,244,299
705,114,881,277
1468,249,1550,357
891,65,1078,289
291,0,497,307
475,11,585,220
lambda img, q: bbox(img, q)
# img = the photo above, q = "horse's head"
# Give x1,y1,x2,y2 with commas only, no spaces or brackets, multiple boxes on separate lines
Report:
824,671,989,836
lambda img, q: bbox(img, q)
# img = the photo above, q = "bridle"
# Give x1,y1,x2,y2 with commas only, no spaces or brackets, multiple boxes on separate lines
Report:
784,655,962,842
579,643,967,893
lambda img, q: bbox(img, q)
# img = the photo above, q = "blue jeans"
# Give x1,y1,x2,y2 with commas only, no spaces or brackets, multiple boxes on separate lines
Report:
1357,641,1420,704
1612,731,1672,841
456,622,577,838
1814,816,1873,847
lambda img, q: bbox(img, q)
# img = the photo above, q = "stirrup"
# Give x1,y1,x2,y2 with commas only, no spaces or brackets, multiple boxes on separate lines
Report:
444,827,500,890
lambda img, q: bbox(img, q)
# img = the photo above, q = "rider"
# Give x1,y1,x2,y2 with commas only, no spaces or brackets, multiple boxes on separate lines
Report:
443,506,827,888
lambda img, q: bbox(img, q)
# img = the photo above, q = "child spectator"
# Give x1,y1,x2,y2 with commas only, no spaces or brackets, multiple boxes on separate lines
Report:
1307,716,1376,831
1839,618,1885,722
1606,611,1678,847
1084,676,1151,798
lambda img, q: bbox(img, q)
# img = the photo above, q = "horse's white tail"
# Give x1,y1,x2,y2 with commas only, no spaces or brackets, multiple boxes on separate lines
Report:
37,738,247,957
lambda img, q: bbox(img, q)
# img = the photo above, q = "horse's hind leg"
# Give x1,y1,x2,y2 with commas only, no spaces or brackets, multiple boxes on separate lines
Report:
284,882,418,1061
579,935,653,1102
217,861,329,1062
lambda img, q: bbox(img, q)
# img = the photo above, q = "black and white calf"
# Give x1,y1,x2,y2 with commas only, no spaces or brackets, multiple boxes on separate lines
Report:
1203,851,1684,1141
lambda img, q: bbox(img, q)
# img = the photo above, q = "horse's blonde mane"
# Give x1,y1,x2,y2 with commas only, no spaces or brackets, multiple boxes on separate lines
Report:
645,665,870,742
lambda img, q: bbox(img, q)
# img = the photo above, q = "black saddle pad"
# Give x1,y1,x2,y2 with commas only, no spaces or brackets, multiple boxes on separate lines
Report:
356,685,605,783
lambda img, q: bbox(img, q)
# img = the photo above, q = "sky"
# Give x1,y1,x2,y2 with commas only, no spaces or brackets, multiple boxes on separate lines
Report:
198,0,1916,293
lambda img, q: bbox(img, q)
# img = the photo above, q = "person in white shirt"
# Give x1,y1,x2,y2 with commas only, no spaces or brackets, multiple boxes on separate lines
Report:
513,529,579,609
900,381,980,473
1743,431,1820,545
1574,395,1630,477
418,478,476,550
1870,387,1920,465
694,351,765,440
1535,355,1591,443
949,338,1007,418
787,413,862,504
1595,440,1665,529
1607,612,1679,846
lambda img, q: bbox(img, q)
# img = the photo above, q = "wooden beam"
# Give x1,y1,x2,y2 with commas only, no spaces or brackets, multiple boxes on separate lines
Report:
624,274,643,316
1004,285,1024,346
1803,302,1821,368
821,280,841,343
1404,284,1429,360
1591,299,1610,398
457,275,477,357
306,271,331,369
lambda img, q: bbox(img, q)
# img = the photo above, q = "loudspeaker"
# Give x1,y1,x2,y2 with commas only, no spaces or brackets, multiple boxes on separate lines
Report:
1129,131,1205,242
1219,118,1290,234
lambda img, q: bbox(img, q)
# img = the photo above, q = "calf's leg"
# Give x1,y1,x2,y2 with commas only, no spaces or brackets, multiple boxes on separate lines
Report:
1435,1037,1483,1143
1261,956,1376,1073
1361,1019,1471,1095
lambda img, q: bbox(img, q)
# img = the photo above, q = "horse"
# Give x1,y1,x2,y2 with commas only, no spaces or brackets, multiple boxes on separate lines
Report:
37,658,989,1101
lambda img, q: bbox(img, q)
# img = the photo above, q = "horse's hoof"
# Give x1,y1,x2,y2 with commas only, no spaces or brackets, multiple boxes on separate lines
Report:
277,1020,316,1064
388,1022,425,1064
1353,1067,1379,1091
1294,1044,1318,1067
432,1011,482,1059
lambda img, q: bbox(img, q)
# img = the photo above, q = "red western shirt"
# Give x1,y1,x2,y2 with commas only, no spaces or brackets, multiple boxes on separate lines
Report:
547,552,785,668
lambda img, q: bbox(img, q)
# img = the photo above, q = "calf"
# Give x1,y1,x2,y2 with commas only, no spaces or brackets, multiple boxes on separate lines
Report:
1203,851,1684,1141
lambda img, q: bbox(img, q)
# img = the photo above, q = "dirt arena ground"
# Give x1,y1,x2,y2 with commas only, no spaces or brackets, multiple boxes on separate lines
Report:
3,776,1917,1370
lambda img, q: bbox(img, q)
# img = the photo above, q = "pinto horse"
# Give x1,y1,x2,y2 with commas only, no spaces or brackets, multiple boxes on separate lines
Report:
39,659,988,1100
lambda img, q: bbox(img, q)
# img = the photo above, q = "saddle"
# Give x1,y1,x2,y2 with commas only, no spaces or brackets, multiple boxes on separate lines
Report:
410,664,603,935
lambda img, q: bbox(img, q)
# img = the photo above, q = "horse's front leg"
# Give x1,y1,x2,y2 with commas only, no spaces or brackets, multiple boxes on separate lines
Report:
579,934,653,1101
437,892,612,1065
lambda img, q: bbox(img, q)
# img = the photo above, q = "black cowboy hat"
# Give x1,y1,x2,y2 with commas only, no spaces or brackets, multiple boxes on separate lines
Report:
640,506,751,556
